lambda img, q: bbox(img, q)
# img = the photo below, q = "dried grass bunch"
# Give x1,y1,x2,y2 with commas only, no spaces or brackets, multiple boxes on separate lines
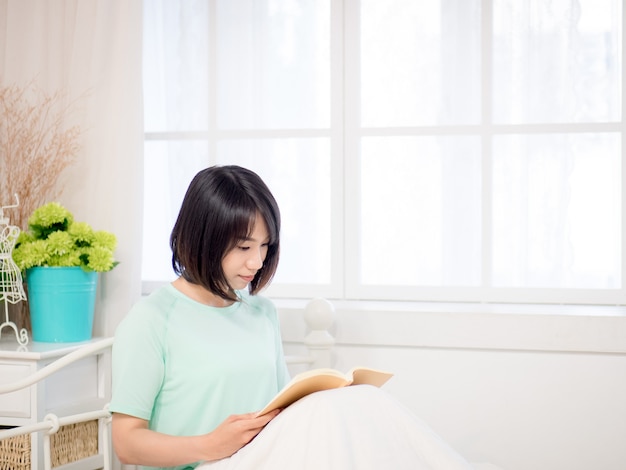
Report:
0,83,81,230
0,82,82,333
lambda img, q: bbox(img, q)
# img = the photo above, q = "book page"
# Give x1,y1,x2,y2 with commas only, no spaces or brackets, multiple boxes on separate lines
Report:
256,372,350,416
349,367,394,387
256,367,393,416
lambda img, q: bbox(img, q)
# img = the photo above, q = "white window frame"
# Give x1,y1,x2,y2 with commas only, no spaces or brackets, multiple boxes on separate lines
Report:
143,0,626,306
340,0,626,305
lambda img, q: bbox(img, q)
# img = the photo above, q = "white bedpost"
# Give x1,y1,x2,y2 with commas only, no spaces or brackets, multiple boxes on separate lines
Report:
303,298,336,369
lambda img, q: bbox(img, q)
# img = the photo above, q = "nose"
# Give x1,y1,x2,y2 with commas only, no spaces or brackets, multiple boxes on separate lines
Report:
246,248,264,270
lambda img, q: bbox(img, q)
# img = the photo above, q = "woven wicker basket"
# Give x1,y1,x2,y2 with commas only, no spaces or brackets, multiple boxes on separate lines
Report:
0,419,98,470
0,432,29,470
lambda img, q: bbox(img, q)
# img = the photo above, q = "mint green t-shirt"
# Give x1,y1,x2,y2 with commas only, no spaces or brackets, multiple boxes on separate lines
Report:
109,285,290,470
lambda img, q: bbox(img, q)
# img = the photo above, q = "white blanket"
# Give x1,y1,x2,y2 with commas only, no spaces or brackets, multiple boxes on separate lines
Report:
198,385,473,470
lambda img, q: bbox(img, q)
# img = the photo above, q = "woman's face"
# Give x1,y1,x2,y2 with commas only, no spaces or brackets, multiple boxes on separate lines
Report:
222,213,270,291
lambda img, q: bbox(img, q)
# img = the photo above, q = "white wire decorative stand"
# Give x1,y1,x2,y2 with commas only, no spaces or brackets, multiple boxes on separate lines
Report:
0,194,29,346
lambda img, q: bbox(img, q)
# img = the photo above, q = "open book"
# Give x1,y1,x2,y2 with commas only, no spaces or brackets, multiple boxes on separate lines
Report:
256,366,394,416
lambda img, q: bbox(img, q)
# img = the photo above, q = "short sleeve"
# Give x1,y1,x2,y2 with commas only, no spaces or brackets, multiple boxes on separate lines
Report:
109,295,169,420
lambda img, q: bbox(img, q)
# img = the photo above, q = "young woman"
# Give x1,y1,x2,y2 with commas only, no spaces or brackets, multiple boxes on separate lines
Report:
110,165,473,470
110,165,288,468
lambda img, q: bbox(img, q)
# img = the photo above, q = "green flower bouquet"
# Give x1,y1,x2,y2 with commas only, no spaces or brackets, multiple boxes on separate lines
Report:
12,202,118,273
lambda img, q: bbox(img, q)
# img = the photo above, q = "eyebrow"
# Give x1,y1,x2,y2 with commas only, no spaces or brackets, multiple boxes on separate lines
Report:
239,235,270,243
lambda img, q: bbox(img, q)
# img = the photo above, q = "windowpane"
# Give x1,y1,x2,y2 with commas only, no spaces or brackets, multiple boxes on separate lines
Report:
493,0,622,123
216,0,331,129
143,0,210,132
142,140,211,282
360,0,481,127
217,139,331,284
492,133,621,288
360,136,482,286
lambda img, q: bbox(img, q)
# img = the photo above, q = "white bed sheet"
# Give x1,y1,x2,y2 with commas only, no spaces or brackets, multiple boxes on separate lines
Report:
198,384,473,470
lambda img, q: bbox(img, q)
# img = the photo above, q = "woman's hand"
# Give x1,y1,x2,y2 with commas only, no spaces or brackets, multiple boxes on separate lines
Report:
204,409,281,460
112,409,281,467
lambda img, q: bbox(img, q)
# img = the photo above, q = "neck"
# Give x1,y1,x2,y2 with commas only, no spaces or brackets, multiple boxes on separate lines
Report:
172,277,235,308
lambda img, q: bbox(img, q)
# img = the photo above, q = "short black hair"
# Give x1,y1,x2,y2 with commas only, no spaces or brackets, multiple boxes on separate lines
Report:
170,165,281,301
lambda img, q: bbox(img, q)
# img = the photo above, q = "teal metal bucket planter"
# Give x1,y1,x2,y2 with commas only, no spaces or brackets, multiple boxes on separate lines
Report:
26,267,98,343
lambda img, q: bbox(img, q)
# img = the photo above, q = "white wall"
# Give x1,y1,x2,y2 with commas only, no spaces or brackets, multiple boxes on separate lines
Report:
277,299,626,470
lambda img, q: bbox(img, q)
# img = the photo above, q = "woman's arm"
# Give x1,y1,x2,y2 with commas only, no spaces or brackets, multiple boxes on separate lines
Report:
112,409,281,467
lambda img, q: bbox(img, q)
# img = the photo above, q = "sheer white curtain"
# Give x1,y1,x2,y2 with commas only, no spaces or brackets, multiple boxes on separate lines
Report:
0,0,144,336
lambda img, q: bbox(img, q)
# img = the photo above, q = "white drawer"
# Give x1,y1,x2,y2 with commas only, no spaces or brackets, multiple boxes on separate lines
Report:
0,363,32,419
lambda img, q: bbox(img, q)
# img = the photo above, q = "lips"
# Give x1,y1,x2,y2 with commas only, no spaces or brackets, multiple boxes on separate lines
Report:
240,275,255,283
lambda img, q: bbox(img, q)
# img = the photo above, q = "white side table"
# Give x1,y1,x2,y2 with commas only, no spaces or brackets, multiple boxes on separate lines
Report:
0,337,112,470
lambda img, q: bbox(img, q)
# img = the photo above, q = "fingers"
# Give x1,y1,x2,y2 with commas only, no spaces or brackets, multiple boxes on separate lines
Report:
206,409,283,460
244,411,280,443
223,409,280,436
256,408,281,425
244,410,280,434
231,409,281,426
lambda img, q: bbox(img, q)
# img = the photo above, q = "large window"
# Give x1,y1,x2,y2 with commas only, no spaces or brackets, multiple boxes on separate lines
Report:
142,0,624,305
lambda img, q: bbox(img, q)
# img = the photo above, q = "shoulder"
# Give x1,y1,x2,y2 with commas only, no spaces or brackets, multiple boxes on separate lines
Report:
121,286,176,322
114,285,182,344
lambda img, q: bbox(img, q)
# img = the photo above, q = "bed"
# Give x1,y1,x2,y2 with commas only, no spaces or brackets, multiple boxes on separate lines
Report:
0,298,335,470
